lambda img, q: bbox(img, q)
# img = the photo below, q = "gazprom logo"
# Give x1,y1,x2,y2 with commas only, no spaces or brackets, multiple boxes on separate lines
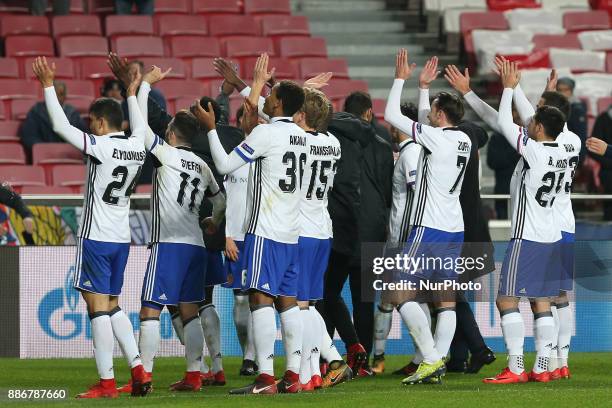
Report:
38,266,83,340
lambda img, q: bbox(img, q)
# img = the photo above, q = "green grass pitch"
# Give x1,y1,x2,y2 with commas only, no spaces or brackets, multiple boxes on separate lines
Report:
1,354,611,407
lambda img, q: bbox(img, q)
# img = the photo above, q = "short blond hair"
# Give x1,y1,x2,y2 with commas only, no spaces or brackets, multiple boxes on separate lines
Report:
301,87,330,132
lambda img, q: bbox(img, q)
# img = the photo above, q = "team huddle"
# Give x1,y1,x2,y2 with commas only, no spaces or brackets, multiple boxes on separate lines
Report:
30,44,577,398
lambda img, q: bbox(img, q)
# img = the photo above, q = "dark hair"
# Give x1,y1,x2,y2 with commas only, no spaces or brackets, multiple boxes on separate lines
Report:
534,105,565,139
89,97,123,130
276,80,305,117
101,78,121,96
400,102,418,122
198,96,221,124
236,105,245,124
321,100,333,132
433,92,464,125
344,91,372,118
541,91,570,119
169,110,199,144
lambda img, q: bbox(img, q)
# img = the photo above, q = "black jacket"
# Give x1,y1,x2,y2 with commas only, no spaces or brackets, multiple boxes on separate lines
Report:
487,131,521,195
0,185,32,219
19,102,86,150
590,109,612,171
567,99,588,162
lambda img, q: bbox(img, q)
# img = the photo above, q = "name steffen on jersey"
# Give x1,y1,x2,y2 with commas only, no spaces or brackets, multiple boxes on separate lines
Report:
111,148,147,162
180,159,202,174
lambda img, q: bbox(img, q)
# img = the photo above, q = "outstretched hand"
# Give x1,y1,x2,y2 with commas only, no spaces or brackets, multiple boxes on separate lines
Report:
240,98,259,135
32,56,56,88
143,65,172,85
419,56,440,89
107,52,131,87
545,68,558,92
395,48,417,80
213,58,243,88
253,53,276,85
500,59,521,89
586,137,608,156
304,72,333,89
126,70,142,97
444,65,471,95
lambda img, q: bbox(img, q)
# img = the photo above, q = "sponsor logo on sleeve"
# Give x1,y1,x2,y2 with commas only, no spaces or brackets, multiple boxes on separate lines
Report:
241,143,254,155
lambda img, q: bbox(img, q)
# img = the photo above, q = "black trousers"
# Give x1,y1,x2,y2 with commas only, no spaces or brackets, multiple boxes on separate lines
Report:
448,297,488,364
318,249,374,357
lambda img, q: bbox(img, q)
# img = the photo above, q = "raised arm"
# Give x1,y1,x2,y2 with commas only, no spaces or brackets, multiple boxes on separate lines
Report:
33,57,85,150
384,49,417,136
417,56,439,123
512,84,536,126
137,66,173,149
497,61,523,150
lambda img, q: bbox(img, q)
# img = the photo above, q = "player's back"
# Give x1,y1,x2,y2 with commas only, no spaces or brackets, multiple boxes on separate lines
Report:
510,137,568,243
299,131,341,239
411,125,471,233
554,129,581,234
243,118,308,244
81,133,146,242
389,140,422,244
150,141,218,247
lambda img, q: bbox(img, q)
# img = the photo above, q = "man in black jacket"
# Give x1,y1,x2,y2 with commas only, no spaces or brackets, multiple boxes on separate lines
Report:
320,92,394,375
0,183,35,245
587,106,612,220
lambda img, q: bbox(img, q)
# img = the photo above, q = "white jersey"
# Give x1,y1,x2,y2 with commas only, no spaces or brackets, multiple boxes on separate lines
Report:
410,123,471,233
555,129,581,234
299,131,341,239
234,117,308,244
388,139,422,243
148,135,220,247
80,132,146,243
509,127,567,242
224,163,249,241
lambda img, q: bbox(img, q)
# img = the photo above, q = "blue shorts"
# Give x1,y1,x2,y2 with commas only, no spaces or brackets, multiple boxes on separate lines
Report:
296,237,332,301
224,240,246,290
73,237,130,296
555,231,575,292
206,249,228,287
499,239,559,298
402,226,464,282
244,233,298,297
141,242,207,307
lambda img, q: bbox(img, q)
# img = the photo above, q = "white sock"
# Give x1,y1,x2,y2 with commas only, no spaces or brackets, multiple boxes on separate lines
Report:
556,302,572,367
501,310,524,375
138,319,160,373
200,305,223,373
171,313,185,345
244,308,256,362
374,304,393,356
433,308,456,360
398,302,438,364
412,303,431,364
252,306,276,376
91,314,115,380
309,306,322,377
200,354,210,374
549,305,560,371
299,308,313,384
280,306,303,375
313,307,342,362
533,314,554,374
184,317,204,372
233,294,250,356
110,308,142,368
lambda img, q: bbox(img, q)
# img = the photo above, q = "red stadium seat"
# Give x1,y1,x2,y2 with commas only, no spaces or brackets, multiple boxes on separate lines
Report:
9,99,36,121
113,36,164,58
135,184,152,194
208,15,260,38
0,143,25,164
0,80,39,100
52,15,102,38
171,97,196,114
62,80,95,100
0,121,20,142
65,98,91,115
140,57,188,79
105,15,154,37
487,0,540,11
20,185,75,194
155,79,209,100
52,164,86,189
261,15,310,37
169,36,221,59
499,49,551,69
279,37,327,59
24,57,76,79
324,79,369,101
0,166,45,191
563,11,610,32
372,99,386,120
460,12,508,35
155,0,191,14
192,0,241,14
0,58,19,79
5,36,54,58
242,57,297,79
157,15,207,37
299,58,349,79
0,15,50,36
608,52,612,72
69,0,85,13
90,0,115,14
58,36,109,57
598,96,612,114
32,143,84,184
191,58,222,79
244,0,290,15
533,34,581,50
225,37,275,59
79,57,114,80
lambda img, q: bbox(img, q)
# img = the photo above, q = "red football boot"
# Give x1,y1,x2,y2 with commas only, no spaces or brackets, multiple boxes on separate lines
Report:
528,370,551,383
559,366,571,379
301,380,314,392
130,365,152,397
549,368,562,381
76,379,119,399
229,373,278,394
200,370,214,385
170,371,202,391
213,371,226,386
277,370,301,393
346,343,367,372
117,371,152,394
320,361,328,377
483,367,529,384
311,374,323,389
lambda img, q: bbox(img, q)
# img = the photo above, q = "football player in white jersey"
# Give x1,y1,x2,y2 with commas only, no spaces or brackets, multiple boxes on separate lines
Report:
193,54,308,394
445,62,579,382
33,56,149,398
372,102,424,374
384,49,471,385
129,68,226,392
